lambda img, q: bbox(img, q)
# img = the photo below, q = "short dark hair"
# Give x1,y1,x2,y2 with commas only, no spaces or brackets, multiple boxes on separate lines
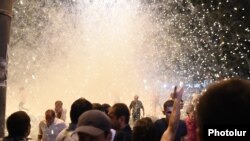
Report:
6,111,31,138
70,98,92,124
45,109,55,117
102,103,111,115
112,103,130,124
163,100,174,111
197,79,250,140
92,103,104,111
55,100,63,105
132,117,156,141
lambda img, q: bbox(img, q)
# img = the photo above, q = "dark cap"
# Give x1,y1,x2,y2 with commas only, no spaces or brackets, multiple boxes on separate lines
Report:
75,110,111,136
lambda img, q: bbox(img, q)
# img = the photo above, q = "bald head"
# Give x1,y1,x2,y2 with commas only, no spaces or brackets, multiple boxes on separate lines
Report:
134,95,139,101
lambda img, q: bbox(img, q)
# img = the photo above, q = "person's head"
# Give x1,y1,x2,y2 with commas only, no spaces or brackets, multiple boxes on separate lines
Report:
75,110,112,141
192,93,201,106
132,117,156,141
186,104,196,122
6,111,31,138
92,103,105,111
134,95,139,101
197,79,250,140
45,109,56,126
70,98,92,124
188,111,196,122
186,103,196,121
102,103,111,115
55,100,63,113
186,103,194,113
108,103,130,130
163,100,174,119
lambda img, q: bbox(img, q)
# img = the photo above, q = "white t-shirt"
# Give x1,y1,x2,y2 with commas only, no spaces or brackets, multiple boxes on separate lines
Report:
39,118,67,141
55,108,67,122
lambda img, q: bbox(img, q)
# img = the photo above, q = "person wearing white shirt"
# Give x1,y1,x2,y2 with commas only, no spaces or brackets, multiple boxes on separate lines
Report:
38,109,67,141
55,100,67,122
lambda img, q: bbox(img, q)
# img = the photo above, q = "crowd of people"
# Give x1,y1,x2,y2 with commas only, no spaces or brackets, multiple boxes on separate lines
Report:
2,78,250,141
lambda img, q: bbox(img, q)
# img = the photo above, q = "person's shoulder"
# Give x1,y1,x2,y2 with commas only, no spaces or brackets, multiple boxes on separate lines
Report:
115,130,132,141
154,118,166,124
56,128,73,141
55,118,67,126
124,124,132,132
179,120,187,129
56,129,67,141
129,100,135,106
39,120,46,126
139,100,143,104
55,117,64,122
179,119,187,135
63,108,67,112
179,120,186,125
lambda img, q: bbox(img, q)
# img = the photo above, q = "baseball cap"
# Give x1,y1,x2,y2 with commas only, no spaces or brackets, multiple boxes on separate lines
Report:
74,110,111,136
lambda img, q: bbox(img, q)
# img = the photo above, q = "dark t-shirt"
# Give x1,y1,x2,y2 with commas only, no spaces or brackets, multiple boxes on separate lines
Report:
114,125,132,141
129,100,143,116
154,118,187,141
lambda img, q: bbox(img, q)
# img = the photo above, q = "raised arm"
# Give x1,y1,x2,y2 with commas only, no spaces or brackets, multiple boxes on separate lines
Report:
161,86,184,141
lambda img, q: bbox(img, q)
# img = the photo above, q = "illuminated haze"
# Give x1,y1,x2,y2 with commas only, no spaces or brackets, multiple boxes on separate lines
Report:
7,0,175,128
6,0,250,138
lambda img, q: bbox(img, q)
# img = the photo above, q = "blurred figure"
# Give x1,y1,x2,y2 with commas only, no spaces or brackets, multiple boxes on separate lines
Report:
92,103,116,141
102,103,116,141
38,109,66,141
109,103,132,141
3,111,31,141
18,87,29,112
129,95,145,122
102,103,111,115
154,95,187,141
184,104,197,141
197,79,250,141
56,98,92,141
55,100,67,121
92,103,105,111
132,117,156,141
191,93,200,109
74,110,112,141
160,86,184,141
